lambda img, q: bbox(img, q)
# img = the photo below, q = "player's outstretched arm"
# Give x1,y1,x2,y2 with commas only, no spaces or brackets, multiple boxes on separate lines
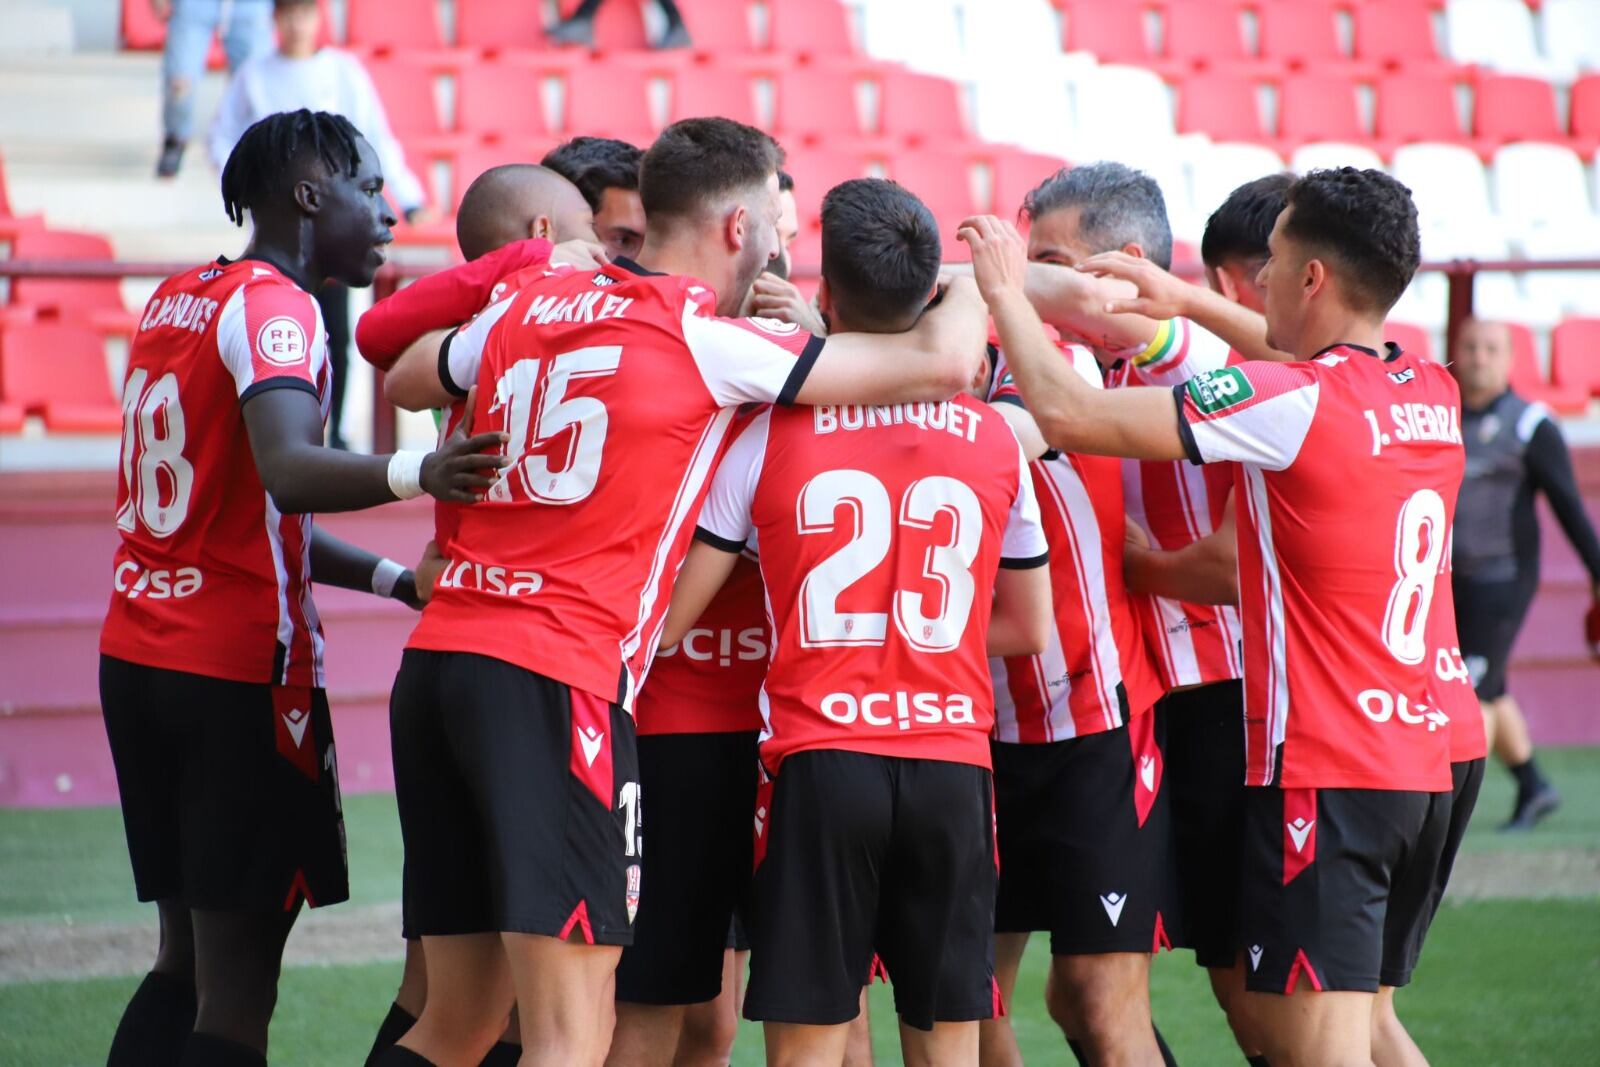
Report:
660,539,742,650
961,216,1187,462
1124,495,1240,606
242,385,508,513
791,276,989,406
1075,251,1293,364
310,527,423,609
945,260,1157,355
988,564,1052,656
384,328,455,411
992,401,1050,462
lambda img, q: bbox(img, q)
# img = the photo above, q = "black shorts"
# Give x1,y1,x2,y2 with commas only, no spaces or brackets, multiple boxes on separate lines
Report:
1163,680,1247,969
745,750,998,1032
390,650,640,942
98,655,348,912
1453,574,1537,701
615,730,758,1005
1380,758,1486,987
992,711,1179,956
1240,780,1452,994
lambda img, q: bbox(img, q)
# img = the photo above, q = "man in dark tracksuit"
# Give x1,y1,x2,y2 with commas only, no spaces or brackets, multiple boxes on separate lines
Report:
1452,319,1600,829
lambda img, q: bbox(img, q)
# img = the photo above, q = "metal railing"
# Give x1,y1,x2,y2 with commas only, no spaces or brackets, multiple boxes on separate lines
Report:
2,257,1596,452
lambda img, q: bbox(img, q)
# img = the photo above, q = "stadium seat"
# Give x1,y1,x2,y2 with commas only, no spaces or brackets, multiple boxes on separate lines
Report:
767,0,857,59
121,0,332,60
448,144,558,214
346,0,459,58
670,67,758,125
455,64,552,145
1541,0,1600,77
1061,1,1159,67
556,0,651,52
1353,1,1464,76
1520,222,1600,315
1384,321,1437,362
1444,0,1565,80
1190,143,1286,221
1278,75,1367,152
1474,75,1567,152
1551,317,1600,397
1289,141,1386,174
988,150,1071,220
1395,144,1507,255
887,151,983,224
8,230,135,333
961,0,1074,74
782,149,874,272
366,58,467,154
674,0,758,54
1258,2,1368,74
1071,65,1176,159
0,323,121,432
878,69,972,148
456,0,553,52
775,67,870,146
1503,320,1589,413
561,65,654,140
1177,75,1266,143
1573,75,1600,151
1491,143,1593,232
1374,73,1475,156
858,0,966,78
1160,2,1266,75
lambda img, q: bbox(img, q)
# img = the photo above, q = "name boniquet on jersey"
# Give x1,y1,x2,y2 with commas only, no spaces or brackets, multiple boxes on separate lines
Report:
405,257,823,713
1174,343,1465,793
1104,318,1246,692
695,394,1050,774
987,343,1165,744
102,258,331,688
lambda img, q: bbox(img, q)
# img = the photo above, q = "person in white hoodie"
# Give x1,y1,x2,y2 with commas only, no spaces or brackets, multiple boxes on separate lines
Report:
209,0,431,448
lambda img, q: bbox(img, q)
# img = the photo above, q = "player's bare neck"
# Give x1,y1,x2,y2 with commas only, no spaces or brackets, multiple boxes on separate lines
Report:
1300,312,1384,362
240,221,318,294
636,232,728,303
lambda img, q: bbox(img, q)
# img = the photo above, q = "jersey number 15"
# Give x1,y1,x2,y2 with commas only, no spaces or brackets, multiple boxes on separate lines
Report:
489,347,621,505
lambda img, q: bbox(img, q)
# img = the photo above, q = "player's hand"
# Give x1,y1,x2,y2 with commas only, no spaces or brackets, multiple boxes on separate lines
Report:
550,239,608,271
420,387,510,503
1076,251,1194,319
150,0,172,21
411,540,447,607
748,275,827,336
957,215,1029,305
1124,516,1151,551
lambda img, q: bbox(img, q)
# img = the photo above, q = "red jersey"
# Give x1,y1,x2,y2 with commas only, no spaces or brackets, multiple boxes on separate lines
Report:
406,258,820,710
101,258,330,686
988,345,1164,741
697,398,1050,773
1429,556,1488,763
1176,344,1463,792
636,551,769,735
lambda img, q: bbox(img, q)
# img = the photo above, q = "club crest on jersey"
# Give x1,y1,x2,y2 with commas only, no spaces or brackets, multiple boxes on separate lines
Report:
1187,368,1254,414
256,316,308,366
625,864,641,923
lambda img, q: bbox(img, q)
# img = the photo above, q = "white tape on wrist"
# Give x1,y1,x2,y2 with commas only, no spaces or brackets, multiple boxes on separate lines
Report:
371,558,406,599
386,450,427,500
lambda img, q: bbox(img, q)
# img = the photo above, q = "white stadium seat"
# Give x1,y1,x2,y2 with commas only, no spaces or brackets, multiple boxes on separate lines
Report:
1068,64,1176,161
1392,143,1505,249
1491,142,1595,234
1289,142,1386,176
1521,221,1600,315
1445,0,1571,80
1540,0,1600,77
1190,142,1287,221
852,0,967,78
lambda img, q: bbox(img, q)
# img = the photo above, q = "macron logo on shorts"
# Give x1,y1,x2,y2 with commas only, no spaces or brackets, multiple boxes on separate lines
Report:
282,707,309,748
1286,817,1315,853
1139,754,1156,793
1099,891,1127,926
1249,945,1264,971
577,725,605,768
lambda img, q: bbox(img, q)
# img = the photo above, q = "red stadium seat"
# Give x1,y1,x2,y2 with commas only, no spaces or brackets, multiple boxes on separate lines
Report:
457,0,552,52
455,64,551,144
1162,2,1271,75
1257,2,1354,72
366,58,469,154
1375,73,1472,155
346,0,452,56
1501,321,1587,412
1062,1,1159,66
767,0,857,59
775,68,869,145
988,150,1070,220
887,151,982,226
1278,74,1366,151
557,0,651,52
1552,317,1600,397
8,230,135,333
1177,75,1266,142
878,69,971,147
1474,75,1565,149
1385,321,1437,362
449,144,557,214
671,67,758,125
675,0,758,54
562,65,655,140
1572,75,1600,156
782,151,874,273
0,323,121,432
1353,1,1464,75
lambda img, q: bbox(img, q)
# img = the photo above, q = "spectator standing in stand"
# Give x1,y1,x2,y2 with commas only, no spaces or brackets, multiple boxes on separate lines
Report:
153,0,274,178
1451,318,1600,829
208,0,432,450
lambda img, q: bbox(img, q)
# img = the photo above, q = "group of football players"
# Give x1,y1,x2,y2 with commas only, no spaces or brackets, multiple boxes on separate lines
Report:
99,107,1482,1067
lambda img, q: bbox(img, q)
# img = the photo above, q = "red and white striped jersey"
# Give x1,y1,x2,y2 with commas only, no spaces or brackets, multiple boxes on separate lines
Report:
101,258,331,686
1176,344,1463,792
987,345,1165,742
1106,321,1244,689
636,551,769,735
697,399,1050,773
406,258,821,711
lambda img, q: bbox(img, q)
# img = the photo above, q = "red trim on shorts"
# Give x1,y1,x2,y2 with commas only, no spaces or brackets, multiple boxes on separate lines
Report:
752,769,774,871
1128,709,1161,828
869,955,891,984
1152,910,1173,953
568,688,614,807
559,900,596,944
991,976,1006,1018
1282,787,1318,885
1285,948,1323,994
271,685,319,782
283,869,314,911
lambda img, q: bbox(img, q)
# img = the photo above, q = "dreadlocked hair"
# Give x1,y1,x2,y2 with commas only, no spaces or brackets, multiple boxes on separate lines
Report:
220,109,363,226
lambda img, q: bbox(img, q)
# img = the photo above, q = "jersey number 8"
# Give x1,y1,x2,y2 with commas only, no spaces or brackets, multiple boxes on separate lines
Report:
115,369,194,538
489,346,622,505
1380,488,1448,665
798,469,982,654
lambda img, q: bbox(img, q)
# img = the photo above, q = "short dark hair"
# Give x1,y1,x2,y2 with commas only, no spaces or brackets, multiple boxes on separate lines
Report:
220,109,361,226
541,137,642,213
778,170,794,193
821,178,941,331
639,118,784,227
1283,167,1420,314
1200,172,1293,270
1021,161,1173,269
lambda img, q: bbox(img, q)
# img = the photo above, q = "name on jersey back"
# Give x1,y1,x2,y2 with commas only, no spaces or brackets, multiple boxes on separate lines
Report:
139,292,221,335
813,401,983,442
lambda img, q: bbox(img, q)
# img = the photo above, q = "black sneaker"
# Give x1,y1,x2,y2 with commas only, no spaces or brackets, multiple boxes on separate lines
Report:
1501,782,1561,831
155,137,185,179
548,14,595,47
655,21,692,49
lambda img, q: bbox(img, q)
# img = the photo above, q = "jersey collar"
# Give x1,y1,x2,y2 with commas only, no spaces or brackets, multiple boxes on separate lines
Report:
611,255,663,277
1316,341,1403,362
